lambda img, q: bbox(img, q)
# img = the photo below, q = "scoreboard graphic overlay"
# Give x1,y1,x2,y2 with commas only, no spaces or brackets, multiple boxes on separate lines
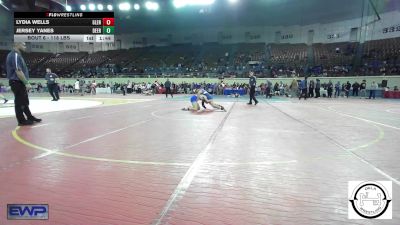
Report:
14,12,114,43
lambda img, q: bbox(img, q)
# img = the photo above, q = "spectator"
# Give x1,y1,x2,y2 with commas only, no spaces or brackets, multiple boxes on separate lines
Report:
315,79,321,98
127,81,133,94
164,78,173,98
121,83,126,96
288,79,297,98
369,81,378,99
74,79,80,94
265,79,272,98
299,77,308,100
360,80,367,98
352,81,360,96
345,81,351,98
308,79,315,98
334,81,341,98
79,78,85,96
91,80,97,95
279,81,285,96
327,80,333,98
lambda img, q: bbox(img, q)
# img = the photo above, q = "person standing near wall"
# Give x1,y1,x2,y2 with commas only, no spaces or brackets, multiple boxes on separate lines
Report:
79,78,85,96
247,71,258,105
6,42,41,126
45,68,60,101
91,80,97,95
164,78,173,98
74,79,80,94
352,81,360,96
334,81,341,98
345,81,351,98
308,79,315,98
289,78,298,98
327,80,333,98
369,81,378,99
360,80,367,98
314,79,321,98
299,77,308,100
265,79,272,99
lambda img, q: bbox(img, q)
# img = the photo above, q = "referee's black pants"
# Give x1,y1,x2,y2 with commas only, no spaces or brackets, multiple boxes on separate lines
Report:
249,86,258,104
48,83,60,100
9,80,34,123
165,87,173,98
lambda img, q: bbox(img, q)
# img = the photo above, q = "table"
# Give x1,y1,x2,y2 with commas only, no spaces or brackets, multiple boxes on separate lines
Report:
383,90,400,99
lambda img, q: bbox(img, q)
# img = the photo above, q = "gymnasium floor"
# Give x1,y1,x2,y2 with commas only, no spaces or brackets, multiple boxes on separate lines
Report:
0,94,399,225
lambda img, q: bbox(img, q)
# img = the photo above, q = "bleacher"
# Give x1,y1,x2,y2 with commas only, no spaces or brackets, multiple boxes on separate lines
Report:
234,43,266,66
39,52,88,75
269,43,308,65
363,37,400,67
1,38,400,78
313,42,357,66
359,37,400,75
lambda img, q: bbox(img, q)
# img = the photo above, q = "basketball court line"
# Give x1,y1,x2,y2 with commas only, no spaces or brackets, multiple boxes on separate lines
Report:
1,96,157,118
326,105,400,122
34,119,154,159
8,100,392,186
386,108,400,114
10,125,299,169
153,102,236,225
312,105,400,186
261,99,386,153
12,126,190,166
12,101,232,166
325,106,400,131
13,100,390,165
267,102,400,186
30,101,164,129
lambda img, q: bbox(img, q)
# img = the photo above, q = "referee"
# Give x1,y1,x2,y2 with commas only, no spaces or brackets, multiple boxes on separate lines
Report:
45,68,60,101
247,71,258,105
6,42,41,126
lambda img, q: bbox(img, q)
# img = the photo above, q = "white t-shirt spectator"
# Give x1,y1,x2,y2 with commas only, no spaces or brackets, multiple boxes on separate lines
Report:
74,81,80,90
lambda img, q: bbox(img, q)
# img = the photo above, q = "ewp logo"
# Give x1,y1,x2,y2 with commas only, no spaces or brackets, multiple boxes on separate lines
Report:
7,204,49,220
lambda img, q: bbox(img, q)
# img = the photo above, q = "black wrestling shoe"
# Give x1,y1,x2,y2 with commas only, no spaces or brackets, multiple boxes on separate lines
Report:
3,99,8,104
29,117,42,123
255,101,258,105
18,120,34,126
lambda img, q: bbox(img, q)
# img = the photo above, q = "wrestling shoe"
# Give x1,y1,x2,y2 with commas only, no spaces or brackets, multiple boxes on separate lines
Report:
18,120,34,126
29,117,42,123
3,99,8,104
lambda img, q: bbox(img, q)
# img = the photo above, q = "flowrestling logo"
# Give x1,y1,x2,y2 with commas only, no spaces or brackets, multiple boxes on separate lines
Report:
348,181,392,219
